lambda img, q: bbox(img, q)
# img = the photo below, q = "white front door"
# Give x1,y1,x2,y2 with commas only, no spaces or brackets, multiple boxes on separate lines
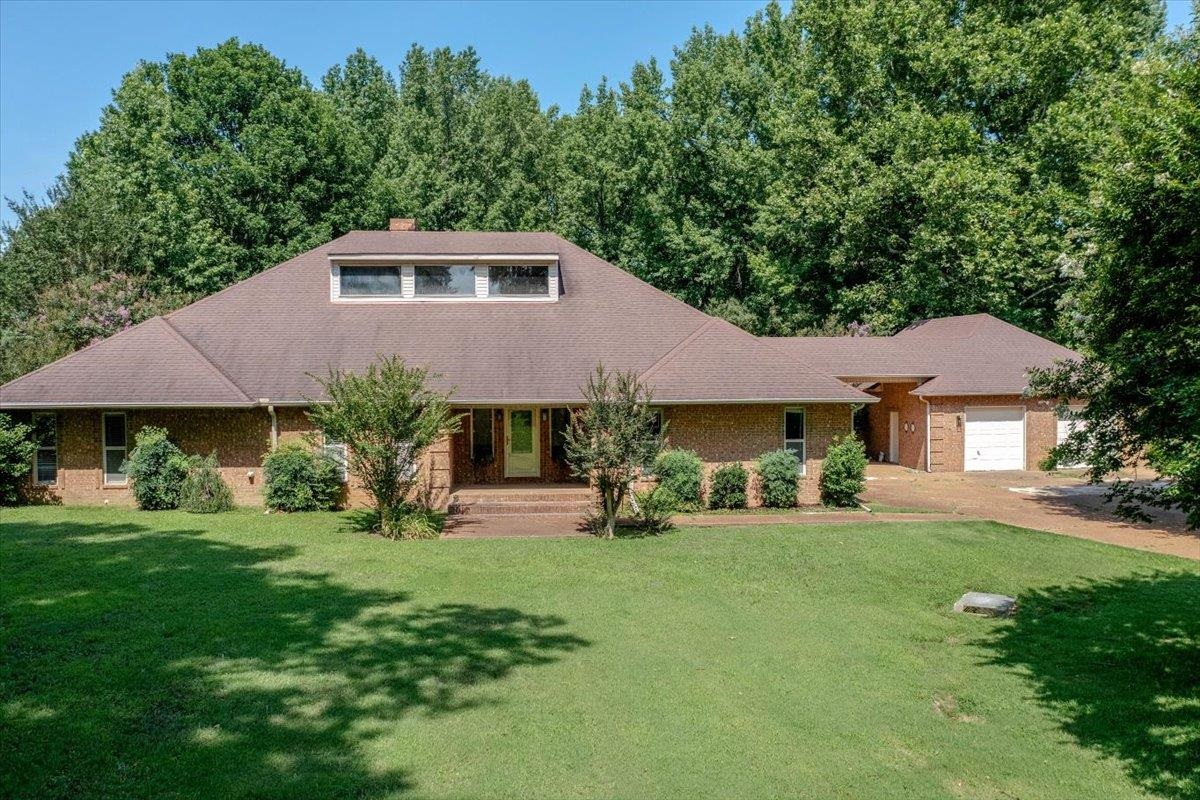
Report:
505,408,540,477
888,411,900,463
965,407,1025,471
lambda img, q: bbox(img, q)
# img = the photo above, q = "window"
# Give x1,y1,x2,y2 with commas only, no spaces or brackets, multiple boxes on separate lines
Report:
472,409,494,462
415,265,475,296
102,412,128,485
550,408,572,462
784,408,806,472
340,266,402,296
648,408,664,437
32,412,57,485
323,436,348,483
489,265,549,296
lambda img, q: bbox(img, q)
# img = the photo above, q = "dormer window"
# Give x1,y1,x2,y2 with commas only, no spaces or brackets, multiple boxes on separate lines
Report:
329,256,559,302
489,265,549,296
415,265,474,296
340,266,402,297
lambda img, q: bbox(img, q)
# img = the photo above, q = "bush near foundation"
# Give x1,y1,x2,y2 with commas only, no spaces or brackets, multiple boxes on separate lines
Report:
124,426,188,510
630,485,677,534
652,449,703,511
708,463,748,510
756,449,801,508
0,414,37,506
179,453,234,513
263,442,343,512
820,436,868,507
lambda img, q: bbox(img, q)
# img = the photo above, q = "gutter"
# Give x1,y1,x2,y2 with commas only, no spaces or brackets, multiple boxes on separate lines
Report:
266,404,278,450
920,397,932,472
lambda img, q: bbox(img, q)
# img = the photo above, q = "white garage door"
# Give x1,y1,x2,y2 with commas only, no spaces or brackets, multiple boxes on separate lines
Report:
964,407,1025,471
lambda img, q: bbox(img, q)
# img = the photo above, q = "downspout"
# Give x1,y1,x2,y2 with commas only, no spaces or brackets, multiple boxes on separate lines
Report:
267,404,278,450
920,397,931,472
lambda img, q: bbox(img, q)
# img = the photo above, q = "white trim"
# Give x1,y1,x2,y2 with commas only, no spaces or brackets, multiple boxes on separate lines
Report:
330,261,559,303
102,411,128,486
322,435,349,483
920,397,931,472
32,411,57,486
783,407,807,475
0,398,874,411
329,253,560,264
475,266,489,298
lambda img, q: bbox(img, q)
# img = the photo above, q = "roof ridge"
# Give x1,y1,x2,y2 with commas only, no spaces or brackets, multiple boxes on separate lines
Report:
639,318,718,383
157,317,252,402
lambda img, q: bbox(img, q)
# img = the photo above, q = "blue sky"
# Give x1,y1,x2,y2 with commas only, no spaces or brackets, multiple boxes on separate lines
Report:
0,0,1194,225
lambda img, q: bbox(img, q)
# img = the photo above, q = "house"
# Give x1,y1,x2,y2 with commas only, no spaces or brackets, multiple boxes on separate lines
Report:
763,314,1083,472
0,221,875,509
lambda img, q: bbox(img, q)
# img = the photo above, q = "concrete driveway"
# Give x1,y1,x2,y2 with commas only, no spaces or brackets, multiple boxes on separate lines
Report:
862,463,1199,560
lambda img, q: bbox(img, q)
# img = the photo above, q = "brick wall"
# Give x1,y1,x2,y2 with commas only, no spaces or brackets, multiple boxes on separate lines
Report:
927,395,1058,471
662,403,853,505
863,382,927,470
448,407,577,486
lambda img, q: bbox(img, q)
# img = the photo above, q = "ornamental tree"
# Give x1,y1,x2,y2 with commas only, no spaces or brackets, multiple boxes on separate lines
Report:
564,364,664,539
307,356,459,538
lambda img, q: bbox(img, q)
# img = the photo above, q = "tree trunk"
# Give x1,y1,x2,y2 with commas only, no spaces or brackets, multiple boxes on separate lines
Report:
603,489,616,540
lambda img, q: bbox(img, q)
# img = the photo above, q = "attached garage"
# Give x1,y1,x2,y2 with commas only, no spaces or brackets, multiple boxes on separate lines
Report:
964,407,1025,471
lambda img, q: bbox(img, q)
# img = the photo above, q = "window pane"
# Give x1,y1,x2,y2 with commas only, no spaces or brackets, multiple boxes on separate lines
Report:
784,410,804,442
105,448,126,477
340,266,402,296
36,449,56,483
551,408,571,462
415,265,474,296
472,409,494,460
33,414,56,447
103,414,126,448
509,410,533,453
489,265,549,296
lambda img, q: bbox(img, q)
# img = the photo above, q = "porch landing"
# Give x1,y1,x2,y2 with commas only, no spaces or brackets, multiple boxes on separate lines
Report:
447,483,592,516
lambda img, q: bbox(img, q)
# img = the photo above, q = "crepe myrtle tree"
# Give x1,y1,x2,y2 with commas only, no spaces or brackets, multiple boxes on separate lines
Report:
307,356,460,538
564,364,665,539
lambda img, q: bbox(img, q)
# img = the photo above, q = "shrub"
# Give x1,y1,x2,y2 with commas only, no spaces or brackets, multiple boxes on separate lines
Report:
263,442,342,512
708,463,748,509
756,449,801,508
178,453,234,513
652,449,703,511
125,426,188,510
820,436,868,507
389,503,443,540
0,414,37,506
630,485,677,534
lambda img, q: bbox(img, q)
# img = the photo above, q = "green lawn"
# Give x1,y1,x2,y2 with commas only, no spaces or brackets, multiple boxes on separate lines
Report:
2,507,1196,800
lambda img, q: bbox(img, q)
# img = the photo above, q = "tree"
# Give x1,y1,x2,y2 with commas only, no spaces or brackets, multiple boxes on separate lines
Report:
0,414,37,506
563,365,664,539
1030,24,1200,528
306,356,460,538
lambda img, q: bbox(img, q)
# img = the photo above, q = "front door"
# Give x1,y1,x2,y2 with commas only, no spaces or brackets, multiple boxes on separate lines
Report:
505,408,540,477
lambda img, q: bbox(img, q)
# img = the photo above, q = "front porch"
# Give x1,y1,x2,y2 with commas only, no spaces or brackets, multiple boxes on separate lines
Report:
449,406,585,487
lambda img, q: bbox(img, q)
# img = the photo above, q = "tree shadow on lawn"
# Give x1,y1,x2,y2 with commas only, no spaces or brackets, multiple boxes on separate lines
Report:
983,571,1200,800
0,520,588,799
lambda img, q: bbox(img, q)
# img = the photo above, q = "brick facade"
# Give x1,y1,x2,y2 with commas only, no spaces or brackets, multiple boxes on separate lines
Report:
863,382,927,470
927,395,1058,472
448,408,577,486
21,402,855,509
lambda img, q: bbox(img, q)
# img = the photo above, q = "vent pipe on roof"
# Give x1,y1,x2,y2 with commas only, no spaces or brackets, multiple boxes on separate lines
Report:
388,218,417,231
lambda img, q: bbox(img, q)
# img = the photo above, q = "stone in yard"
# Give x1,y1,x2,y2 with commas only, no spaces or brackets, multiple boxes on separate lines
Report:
953,592,1017,617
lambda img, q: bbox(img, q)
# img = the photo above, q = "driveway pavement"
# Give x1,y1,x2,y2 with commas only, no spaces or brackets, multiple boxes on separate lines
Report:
861,463,1199,560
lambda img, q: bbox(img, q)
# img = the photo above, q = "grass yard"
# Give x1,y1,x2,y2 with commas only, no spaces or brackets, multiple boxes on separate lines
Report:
1,507,1197,800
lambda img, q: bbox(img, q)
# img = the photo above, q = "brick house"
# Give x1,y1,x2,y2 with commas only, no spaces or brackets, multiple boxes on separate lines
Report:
1,222,875,509
763,314,1084,472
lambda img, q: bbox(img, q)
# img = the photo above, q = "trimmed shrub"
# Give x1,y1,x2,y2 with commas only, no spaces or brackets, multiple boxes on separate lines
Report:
631,485,677,534
0,414,37,506
820,435,868,507
388,503,443,540
652,449,703,511
178,453,234,513
708,463,748,510
756,449,801,508
125,426,188,510
263,442,342,512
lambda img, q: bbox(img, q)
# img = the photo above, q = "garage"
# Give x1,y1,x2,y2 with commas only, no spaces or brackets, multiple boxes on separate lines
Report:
964,407,1025,471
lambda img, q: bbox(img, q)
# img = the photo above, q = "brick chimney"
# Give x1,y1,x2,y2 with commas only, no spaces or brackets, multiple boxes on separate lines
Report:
388,218,417,232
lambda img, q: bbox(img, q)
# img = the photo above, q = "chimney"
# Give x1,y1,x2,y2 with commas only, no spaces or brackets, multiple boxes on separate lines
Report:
388,218,417,232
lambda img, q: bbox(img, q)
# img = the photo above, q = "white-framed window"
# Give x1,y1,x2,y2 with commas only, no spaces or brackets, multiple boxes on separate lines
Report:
339,266,402,297
32,412,57,485
471,408,495,462
489,265,550,296
396,442,419,481
648,407,664,437
783,407,806,474
323,436,349,483
102,412,128,485
415,265,475,297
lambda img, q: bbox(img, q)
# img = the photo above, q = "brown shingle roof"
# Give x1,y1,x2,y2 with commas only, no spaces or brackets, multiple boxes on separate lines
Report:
763,314,1081,397
1,232,871,408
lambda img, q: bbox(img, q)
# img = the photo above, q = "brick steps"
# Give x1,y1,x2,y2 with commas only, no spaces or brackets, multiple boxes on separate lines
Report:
448,486,593,516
